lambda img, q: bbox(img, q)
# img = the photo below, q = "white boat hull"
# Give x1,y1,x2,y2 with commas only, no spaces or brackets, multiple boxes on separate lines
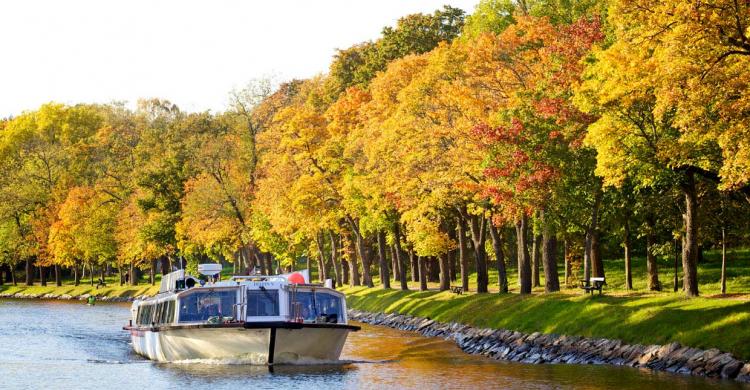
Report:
128,325,352,363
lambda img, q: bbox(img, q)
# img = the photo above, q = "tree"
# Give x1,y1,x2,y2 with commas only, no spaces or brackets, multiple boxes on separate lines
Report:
574,1,748,296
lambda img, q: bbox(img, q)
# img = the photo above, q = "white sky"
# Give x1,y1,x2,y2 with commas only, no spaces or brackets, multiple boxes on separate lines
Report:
0,0,478,117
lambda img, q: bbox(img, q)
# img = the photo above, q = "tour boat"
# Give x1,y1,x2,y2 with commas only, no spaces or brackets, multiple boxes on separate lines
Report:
123,265,359,364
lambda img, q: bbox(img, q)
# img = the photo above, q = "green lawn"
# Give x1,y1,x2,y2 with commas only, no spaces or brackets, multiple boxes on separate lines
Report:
343,248,750,360
0,273,160,298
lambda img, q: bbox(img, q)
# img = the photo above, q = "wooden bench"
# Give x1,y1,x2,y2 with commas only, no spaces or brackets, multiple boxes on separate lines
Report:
95,279,107,289
580,277,606,295
450,285,463,295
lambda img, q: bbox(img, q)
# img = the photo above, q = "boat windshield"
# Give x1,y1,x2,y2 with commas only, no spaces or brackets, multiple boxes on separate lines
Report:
292,291,344,323
315,292,344,323
179,290,236,322
246,289,279,317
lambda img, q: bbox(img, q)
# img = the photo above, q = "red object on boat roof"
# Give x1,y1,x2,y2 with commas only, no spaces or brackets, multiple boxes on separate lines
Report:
287,272,305,284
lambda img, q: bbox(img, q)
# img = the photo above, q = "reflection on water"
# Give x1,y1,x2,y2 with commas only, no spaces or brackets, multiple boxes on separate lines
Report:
0,299,744,390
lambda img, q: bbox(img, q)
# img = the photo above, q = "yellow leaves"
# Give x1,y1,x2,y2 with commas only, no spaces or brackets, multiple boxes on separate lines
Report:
592,0,750,189
177,173,245,251
48,186,118,266
402,209,455,258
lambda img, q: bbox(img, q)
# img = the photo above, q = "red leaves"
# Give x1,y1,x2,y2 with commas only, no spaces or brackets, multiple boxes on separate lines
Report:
481,186,513,204
470,118,525,145
548,17,604,59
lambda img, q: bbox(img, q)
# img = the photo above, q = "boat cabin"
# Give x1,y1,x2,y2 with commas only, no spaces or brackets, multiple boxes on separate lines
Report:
131,270,347,328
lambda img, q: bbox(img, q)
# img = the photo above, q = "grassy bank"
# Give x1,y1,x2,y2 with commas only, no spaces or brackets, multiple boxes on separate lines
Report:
343,287,750,360
0,275,160,299
343,248,750,360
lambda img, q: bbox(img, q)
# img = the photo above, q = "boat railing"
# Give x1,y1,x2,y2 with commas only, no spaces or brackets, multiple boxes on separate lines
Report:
230,275,287,282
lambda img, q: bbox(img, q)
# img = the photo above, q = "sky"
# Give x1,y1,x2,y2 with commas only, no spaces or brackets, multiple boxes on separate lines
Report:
0,0,478,118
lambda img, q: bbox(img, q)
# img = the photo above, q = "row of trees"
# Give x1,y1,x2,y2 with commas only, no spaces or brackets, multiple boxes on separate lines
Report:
1,0,749,297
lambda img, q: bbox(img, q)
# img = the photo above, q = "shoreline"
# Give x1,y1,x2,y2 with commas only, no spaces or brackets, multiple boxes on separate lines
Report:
347,309,750,384
0,288,153,303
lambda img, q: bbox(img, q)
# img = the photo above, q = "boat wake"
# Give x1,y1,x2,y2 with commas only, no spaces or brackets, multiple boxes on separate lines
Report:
87,358,151,364
163,356,393,366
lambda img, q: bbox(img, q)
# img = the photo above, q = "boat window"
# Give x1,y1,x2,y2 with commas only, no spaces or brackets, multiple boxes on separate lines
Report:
137,304,154,326
161,302,167,324
290,291,344,323
315,292,344,324
179,290,236,322
155,303,163,324
246,289,279,317
292,291,316,322
166,300,175,324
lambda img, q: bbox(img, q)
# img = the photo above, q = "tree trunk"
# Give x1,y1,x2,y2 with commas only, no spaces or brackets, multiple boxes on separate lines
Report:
25,258,33,286
393,223,409,291
428,257,439,282
265,253,274,276
410,250,418,283
646,216,660,291
40,266,47,287
348,219,373,288
673,239,680,292
516,215,532,294
74,263,80,286
317,253,326,283
315,233,328,283
488,222,508,293
418,256,427,291
54,264,61,287
591,230,604,278
5,264,13,283
449,250,457,281
564,239,571,287
90,263,94,286
584,186,603,281
129,262,138,286
348,236,361,286
531,233,541,288
438,253,450,291
160,257,170,275
391,245,400,283
341,258,350,286
624,218,633,290
11,265,16,286
681,171,700,297
541,210,560,293
150,260,156,285
259,252,268,276
377,230,390,289
457,217,469,292
469,213,489,293
721,227,727,295
329,231,343,288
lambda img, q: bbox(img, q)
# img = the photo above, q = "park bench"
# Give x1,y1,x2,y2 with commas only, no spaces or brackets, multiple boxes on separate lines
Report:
450,285,463,295
95,278,107,289
579,277,606,295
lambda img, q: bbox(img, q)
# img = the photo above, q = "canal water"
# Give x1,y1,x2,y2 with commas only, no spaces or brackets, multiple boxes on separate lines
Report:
0,299,744,389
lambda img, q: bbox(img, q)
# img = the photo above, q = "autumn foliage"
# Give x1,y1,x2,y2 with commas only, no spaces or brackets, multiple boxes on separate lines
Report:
1,2,749,297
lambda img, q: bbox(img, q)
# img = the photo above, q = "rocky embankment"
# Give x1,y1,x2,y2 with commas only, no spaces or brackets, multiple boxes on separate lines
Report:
0,291,144,302
348,309,750,383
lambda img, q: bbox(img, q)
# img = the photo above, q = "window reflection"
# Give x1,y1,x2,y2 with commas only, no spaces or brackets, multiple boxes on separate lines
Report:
291,291,343,323
179,290,236,322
